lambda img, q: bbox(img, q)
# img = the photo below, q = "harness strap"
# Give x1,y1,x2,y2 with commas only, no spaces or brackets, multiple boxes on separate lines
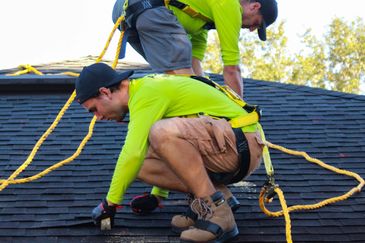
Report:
194,219,224,237
257,123,274,177
189,75,275,179
208,127,251,185
231,127,251,182
229,112,259,128
125,0,214,29
190,75,262,128
184,206,198,221
166,0,213,23
126,0,165,28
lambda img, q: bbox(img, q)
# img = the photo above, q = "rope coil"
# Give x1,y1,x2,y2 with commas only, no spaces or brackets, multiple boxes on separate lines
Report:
0,15,125,191
259,141,365,243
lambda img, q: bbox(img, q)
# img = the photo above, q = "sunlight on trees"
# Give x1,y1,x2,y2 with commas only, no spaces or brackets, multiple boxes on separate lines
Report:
203,17,365,94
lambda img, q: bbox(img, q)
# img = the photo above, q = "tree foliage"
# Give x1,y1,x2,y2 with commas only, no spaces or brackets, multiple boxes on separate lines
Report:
325,17,364,93
202,17,365,94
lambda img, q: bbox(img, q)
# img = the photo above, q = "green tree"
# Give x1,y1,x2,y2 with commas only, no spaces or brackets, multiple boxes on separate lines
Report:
240,21,293,83
203,21,293,82
203,31,223,74
325,17,364,93
290,30,326,88
202,17,365,94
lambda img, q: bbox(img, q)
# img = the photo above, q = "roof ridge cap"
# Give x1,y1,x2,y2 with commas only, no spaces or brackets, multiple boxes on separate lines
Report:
242,78,365,101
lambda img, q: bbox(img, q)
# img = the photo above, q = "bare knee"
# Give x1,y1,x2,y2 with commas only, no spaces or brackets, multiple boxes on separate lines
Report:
149,118,180,153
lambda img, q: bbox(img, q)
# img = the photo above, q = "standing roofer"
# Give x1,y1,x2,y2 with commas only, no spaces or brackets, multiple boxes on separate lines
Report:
75,63,264,242
112,0,278,97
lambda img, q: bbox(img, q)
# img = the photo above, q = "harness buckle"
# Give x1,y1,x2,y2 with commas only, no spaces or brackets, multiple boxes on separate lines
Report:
243,104,262,121
263,175,278,203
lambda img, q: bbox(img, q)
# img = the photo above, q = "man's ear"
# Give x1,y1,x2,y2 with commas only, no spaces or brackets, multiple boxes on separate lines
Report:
251,2,261,12
99,87,112,97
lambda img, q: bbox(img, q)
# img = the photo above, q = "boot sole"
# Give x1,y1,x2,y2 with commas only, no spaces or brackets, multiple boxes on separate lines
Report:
180,225,239,243
171,225,189,234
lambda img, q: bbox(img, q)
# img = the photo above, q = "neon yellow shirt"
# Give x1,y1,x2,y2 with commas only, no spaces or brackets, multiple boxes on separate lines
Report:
168,0,242,65
106,74,256,204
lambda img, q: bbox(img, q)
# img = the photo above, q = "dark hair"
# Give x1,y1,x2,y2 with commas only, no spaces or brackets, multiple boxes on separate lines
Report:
108,82,122,92
88,82,122,99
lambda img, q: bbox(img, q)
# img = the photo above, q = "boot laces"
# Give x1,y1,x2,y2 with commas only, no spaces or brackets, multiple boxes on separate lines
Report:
190,198,213,220
186,193,194,204
182,193,197,220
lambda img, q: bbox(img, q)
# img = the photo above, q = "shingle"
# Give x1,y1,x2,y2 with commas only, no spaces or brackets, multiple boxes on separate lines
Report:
0,67,365,242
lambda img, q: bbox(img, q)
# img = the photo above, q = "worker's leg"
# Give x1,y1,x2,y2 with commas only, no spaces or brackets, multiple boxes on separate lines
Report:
138,147,189,193
139,116,240,192
132,150,188,215
133,7,194,74
147,118,217,197
127,30,147,59
145,117,239,241
138,120,215,197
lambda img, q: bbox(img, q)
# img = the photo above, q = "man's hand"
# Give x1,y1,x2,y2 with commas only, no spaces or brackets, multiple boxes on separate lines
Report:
92,198,117,230
223,65,243,98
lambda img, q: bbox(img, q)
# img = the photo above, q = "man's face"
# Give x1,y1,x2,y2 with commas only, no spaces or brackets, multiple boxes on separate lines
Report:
241,2,263,32
242,14,263,32
82,86,129,123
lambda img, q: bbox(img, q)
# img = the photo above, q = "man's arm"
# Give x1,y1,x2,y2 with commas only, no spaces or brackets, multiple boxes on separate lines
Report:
190,30,208,76
106,87,170,205
223,65,243,97
192,57,204,76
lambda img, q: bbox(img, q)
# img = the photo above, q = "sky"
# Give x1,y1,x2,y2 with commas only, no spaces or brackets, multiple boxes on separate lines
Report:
0,0,364,91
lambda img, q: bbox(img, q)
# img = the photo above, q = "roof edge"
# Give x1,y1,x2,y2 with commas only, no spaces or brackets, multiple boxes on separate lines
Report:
0,75,75,93
241,77,365,101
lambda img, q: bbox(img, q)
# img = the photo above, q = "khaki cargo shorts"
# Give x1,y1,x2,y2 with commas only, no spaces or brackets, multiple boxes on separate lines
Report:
168,116,240,174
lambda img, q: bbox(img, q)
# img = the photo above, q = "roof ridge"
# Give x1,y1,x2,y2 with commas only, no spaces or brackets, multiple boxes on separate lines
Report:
243,78,365,101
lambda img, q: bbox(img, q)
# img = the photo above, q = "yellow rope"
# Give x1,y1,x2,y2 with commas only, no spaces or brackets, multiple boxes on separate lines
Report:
113,27,125,69
0,91,77,191
275,188,292,243
97,15,125,64
60,71,80,77
2,13,364,243
0,15,126,192
6,64,44,76
259,141,365,243
0,116,97,186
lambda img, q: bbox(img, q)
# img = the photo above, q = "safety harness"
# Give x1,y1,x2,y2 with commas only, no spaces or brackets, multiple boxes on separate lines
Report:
189,75,275,185
190,75,261,128
114,0,215,59
124,0,215,30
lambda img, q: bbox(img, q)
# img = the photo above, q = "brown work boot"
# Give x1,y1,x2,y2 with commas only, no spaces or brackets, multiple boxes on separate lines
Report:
171,194,196,233
216,184,241,212
180,191,239,243
171,186,240,234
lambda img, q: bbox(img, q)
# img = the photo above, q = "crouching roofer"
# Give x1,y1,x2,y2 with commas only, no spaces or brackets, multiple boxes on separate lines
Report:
75,62,264,242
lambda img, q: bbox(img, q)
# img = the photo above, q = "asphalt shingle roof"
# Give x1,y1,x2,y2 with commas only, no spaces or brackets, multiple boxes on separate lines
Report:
0,61,364,243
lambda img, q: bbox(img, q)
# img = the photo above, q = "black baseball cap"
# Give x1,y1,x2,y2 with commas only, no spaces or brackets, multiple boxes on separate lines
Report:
75,63,134,104
256,0,278,41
